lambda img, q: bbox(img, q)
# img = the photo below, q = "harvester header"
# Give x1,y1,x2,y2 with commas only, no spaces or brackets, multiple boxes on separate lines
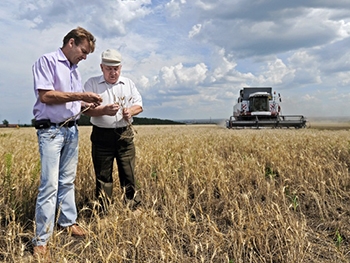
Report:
226,87,307,128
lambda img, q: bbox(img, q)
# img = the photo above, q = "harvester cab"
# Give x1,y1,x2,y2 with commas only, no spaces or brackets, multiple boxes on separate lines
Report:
227,87,306,129
249,92,270,112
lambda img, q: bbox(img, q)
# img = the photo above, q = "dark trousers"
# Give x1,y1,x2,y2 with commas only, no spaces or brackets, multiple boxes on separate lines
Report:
91,125,140,210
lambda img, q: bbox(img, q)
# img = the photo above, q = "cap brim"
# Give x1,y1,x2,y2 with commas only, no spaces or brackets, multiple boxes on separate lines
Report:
102,61,121,66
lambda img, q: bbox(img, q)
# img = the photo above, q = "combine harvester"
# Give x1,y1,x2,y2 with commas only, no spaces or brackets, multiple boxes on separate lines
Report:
226,87,307,129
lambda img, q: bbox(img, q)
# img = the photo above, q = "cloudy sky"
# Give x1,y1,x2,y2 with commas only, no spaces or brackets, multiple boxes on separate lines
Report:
1,0,350,124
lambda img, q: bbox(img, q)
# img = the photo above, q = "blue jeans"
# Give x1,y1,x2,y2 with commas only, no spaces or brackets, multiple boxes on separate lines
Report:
33,125,79,246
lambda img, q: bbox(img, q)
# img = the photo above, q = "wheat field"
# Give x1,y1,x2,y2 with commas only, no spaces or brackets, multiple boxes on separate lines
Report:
0,124,350,262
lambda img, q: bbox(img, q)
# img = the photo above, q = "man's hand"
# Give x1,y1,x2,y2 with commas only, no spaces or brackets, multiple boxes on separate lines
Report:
103,103,120,116
83,92,102,105
123,108,132,120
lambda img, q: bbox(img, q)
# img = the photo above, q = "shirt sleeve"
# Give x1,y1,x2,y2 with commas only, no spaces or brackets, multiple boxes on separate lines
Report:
32,56,55,92
130,80,143,107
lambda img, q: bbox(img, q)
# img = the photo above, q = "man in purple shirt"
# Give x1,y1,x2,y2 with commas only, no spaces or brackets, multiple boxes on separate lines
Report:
32,27,102,260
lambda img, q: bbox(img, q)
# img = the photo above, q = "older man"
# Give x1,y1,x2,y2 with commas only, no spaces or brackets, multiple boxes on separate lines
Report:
84,49,143,213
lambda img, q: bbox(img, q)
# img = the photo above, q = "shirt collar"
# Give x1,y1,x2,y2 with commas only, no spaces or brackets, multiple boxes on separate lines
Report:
57,48,77,69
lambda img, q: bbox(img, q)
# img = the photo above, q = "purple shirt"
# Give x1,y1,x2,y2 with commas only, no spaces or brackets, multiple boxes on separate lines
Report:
32,48,82,123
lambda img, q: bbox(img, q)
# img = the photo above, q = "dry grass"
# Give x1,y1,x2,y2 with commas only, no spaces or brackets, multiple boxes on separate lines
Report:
0,124,350,262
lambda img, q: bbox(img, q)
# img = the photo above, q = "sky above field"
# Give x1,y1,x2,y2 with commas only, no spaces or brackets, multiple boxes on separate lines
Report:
1,0,350,124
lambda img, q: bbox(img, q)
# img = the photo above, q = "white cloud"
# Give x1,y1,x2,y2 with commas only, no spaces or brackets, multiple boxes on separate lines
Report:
260,58,295,85
189,24,202,38
159,62,208,87
337,72,350,86
17,0,152,35
166,0,186,17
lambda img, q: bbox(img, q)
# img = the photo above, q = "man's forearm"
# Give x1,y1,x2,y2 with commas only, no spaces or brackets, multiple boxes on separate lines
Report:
83,107,106,117
39,90,83,104
85,105,142,117
130,105,143,116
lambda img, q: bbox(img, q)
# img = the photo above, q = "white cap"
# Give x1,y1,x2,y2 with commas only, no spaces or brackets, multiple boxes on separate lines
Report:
101,49,122,66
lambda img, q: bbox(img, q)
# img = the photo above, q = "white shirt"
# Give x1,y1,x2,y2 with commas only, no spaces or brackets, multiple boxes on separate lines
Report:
84,75,143,128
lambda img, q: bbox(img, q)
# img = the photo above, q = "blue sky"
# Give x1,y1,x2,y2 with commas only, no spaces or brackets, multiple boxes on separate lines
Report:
1,0,350,124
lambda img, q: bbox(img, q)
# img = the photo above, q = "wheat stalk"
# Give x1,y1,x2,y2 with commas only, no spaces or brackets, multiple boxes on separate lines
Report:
114,95,137,139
